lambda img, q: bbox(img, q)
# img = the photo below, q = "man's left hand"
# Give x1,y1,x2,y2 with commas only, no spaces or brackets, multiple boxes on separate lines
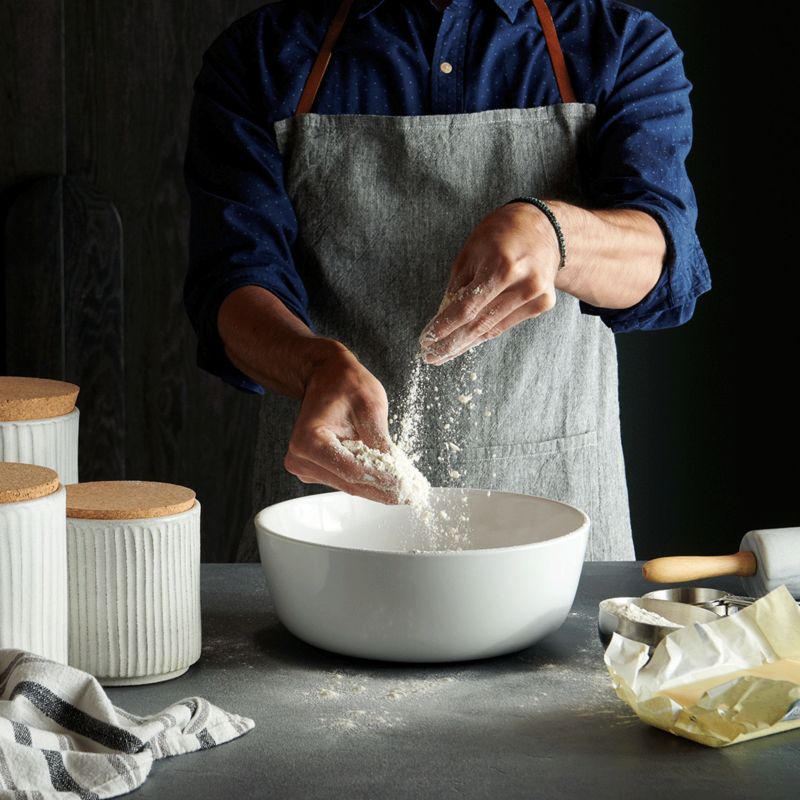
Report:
419,200,561,365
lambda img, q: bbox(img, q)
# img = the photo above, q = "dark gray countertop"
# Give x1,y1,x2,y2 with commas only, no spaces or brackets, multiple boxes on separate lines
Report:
106,564,799,799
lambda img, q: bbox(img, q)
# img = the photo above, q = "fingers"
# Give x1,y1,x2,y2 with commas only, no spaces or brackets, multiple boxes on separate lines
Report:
287,453,401,504
427,292,556,366
286,352,401,503
287,429,386,485
345,384,391,452
354,416,392,454
422,283,533,364
419,257,555,362
419,277,502,354
285,433,402,504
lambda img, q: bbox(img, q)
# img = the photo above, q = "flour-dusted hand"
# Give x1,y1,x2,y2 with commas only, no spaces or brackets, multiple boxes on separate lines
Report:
419,201,562,365
284,347,403,503
217,286,403,504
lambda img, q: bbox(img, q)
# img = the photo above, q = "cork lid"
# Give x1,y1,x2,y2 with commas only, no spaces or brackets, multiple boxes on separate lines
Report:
0,376,80,421
0,462,60,503
66,480,196,520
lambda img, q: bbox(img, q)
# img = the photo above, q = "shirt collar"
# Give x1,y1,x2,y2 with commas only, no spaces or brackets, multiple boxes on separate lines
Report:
356,0,527,25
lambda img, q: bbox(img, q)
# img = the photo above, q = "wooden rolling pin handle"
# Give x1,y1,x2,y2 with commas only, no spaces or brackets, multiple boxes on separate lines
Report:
642,551,758,583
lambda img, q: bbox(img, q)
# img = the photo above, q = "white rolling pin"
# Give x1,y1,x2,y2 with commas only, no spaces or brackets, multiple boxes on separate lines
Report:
642,527,800,599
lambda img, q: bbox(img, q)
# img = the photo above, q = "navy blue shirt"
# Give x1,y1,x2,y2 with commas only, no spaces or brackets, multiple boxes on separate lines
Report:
184,0,711,394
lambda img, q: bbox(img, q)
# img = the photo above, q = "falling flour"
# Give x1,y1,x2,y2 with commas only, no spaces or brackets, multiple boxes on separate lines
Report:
334,289,491,552
386,337,483,551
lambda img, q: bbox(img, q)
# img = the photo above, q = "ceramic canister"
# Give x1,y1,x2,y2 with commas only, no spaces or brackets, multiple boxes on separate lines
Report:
0,462,68,662
66,480,201,685
0,376,80,484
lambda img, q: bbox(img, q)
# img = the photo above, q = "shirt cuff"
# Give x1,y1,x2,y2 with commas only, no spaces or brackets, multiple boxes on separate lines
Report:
578,198,712,333
185,270,313,395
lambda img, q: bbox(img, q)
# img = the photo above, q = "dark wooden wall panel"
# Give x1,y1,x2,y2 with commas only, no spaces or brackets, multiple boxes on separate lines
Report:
0,0,65,371
0,1,65,181
62,177,126,480
62,0,267,560
4,176,126,480
4,179,64,379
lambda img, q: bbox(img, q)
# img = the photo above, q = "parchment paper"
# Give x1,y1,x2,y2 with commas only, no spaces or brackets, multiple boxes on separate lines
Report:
604,585,800,747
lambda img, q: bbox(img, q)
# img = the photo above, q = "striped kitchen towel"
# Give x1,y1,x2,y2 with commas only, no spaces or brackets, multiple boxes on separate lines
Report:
0,649,254,798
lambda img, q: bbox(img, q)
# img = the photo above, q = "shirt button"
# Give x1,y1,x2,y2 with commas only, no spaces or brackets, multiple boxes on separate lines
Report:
440,61,453,74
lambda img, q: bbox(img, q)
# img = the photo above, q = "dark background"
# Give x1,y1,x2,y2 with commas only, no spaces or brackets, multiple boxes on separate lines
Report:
1,1,794,561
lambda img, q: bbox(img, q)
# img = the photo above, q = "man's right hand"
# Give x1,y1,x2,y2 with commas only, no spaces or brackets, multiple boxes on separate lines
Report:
284,345,402,504
217,286,399,503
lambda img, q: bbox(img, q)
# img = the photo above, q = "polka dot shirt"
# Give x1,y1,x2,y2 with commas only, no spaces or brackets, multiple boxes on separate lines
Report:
184,0,711,394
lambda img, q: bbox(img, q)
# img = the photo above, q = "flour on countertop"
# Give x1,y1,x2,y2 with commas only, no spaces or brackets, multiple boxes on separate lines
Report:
300,670,460,734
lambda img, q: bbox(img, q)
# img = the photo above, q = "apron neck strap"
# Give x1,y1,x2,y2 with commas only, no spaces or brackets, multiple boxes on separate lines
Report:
530,0,576,103
295,0,356,116
294,0,577,116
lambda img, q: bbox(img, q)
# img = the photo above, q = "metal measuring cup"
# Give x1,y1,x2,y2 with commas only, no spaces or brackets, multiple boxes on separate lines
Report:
598,596,720,650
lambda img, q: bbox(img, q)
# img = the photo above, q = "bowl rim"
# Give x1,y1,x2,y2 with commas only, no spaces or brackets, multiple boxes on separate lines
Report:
254,487,590,557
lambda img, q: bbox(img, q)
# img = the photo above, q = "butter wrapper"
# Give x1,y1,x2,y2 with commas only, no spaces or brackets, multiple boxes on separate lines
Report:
604,585,800,747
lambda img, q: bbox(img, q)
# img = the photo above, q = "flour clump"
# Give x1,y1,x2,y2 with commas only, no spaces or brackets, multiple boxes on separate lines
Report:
338,438,431,510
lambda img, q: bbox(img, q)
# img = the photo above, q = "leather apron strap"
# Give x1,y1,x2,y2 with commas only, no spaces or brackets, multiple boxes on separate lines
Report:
294,0,577,116
295,0,356,116
530,0,576,103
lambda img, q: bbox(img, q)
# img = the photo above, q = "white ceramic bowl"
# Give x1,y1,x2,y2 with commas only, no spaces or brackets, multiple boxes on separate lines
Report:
255,488,589,662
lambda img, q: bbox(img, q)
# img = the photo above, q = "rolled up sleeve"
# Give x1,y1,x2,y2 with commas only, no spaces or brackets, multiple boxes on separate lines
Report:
580,8,711,332
183,16,310,394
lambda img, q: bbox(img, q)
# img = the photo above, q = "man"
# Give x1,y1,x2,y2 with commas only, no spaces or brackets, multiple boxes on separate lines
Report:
184,0,710,561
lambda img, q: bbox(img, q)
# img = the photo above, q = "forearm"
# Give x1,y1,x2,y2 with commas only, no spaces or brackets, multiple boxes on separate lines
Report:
218,285,397,502
544,199,666,309
217,285,349,399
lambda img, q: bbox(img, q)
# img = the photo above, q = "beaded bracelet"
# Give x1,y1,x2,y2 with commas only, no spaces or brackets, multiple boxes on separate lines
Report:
505,196,566,271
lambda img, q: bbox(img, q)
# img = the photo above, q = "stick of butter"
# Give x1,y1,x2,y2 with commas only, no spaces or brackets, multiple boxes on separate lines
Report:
604,585,800,747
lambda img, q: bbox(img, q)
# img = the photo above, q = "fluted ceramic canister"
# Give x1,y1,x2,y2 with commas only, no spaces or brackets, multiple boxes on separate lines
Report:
66,480,201,685
0,376,80,484
0,462,68,662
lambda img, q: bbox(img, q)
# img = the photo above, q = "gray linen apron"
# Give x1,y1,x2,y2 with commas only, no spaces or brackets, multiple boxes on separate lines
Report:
241,0,634,562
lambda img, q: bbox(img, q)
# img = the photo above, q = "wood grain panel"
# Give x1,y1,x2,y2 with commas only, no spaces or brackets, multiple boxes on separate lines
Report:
64,0,267,560
4,176,126,481
0,0,64,372
4,178,64,378
0,0,65,181
62,177,125,480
